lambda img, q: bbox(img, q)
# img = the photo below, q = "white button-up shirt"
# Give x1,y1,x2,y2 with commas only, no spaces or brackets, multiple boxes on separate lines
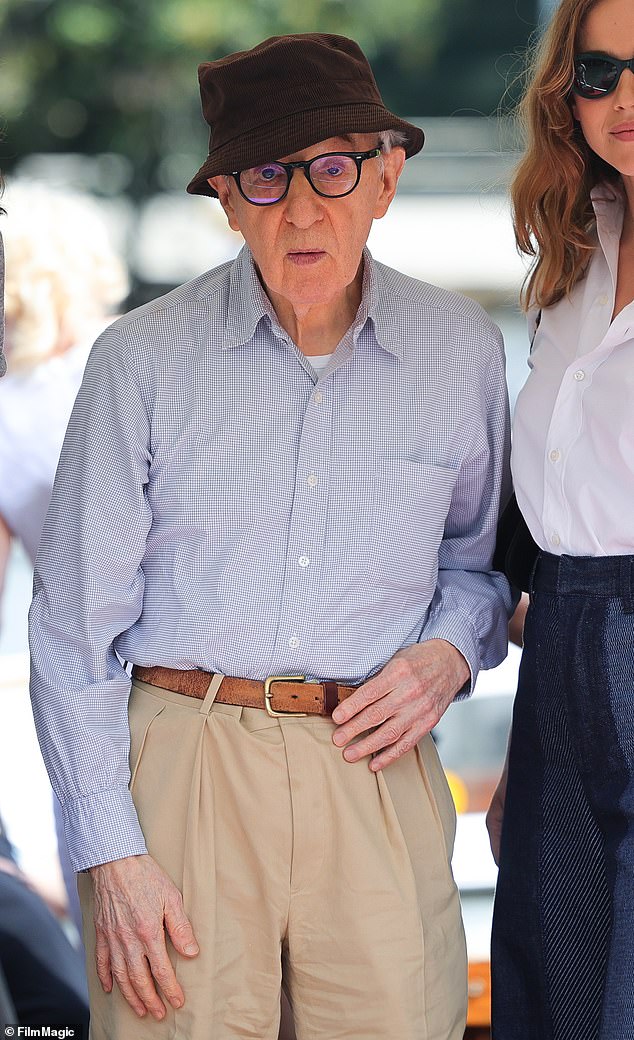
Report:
513,183,634,556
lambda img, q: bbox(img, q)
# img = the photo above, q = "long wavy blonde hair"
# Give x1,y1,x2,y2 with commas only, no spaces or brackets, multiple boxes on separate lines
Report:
512,0,621,310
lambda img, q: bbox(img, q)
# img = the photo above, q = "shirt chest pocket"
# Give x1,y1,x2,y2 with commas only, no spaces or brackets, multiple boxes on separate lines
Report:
327,457,458,595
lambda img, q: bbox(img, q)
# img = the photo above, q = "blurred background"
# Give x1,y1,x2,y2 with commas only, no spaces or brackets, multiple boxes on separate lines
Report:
0,1,557,1034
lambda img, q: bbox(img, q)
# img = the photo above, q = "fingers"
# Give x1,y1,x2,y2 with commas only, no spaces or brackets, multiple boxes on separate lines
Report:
335,712,407,762
90,854,194,1019
331,674,390,728
370,728,421,771
100,927,185,1019
109,943,163,1020
164,892,199,959
136,919,185,1013
95,928,113,993
332,673,434,758
332,643,467,768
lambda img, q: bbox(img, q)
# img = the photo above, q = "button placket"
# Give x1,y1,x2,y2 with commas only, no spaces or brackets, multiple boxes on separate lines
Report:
274,384,331,660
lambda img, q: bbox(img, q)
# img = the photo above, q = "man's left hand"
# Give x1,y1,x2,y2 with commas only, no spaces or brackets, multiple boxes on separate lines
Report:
331,639,470,771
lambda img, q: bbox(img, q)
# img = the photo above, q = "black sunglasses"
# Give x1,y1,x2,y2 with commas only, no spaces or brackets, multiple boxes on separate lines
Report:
573,52,634,99
232,148,381,206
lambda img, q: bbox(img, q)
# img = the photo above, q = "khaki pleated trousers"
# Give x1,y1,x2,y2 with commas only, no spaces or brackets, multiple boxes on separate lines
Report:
78,677,467,1040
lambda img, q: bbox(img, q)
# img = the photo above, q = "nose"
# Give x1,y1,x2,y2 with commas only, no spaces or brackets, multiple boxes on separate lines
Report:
614,66,634,106
282,167,325,228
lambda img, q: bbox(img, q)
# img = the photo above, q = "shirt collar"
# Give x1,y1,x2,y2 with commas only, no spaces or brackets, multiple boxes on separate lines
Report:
591,180,626,241
223,244,403,360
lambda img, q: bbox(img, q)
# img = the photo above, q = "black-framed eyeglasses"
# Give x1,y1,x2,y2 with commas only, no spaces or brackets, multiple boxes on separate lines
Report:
232,148,381,206
573,52,634,98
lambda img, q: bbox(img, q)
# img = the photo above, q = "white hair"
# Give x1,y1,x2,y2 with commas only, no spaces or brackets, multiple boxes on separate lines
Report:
377,129,409,153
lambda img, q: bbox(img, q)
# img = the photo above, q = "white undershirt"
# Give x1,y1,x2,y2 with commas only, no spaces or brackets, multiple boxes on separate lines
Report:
307,352,333,377
512,181,634,556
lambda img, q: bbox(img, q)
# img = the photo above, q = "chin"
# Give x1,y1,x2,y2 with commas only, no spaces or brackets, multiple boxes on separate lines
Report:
286,274,341,302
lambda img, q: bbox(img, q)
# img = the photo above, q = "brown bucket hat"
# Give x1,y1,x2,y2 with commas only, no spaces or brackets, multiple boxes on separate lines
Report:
186,33,424,198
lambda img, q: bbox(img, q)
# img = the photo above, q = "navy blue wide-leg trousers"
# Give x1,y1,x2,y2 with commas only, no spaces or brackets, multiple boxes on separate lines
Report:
492,552,634,1040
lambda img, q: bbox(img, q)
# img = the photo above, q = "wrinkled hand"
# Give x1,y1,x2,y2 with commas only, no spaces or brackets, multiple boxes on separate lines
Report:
486,769,508,866
90,853,199,1020
332,639,470,771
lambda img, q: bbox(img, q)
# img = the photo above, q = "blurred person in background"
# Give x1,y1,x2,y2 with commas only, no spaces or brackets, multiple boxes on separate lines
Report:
0,182,129,937
0,811,90,1031
487,0,634,1037
29,32,513,1040
0,182,92,1033
0,165,9,1032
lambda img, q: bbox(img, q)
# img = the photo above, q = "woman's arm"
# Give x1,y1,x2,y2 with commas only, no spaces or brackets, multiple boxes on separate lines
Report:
509,593,529,648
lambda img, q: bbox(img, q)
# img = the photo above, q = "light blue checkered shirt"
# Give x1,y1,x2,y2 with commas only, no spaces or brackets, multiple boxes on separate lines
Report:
29,246,513,871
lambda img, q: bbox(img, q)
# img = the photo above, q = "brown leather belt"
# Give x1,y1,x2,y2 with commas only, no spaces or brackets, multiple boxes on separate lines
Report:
131,665,358,717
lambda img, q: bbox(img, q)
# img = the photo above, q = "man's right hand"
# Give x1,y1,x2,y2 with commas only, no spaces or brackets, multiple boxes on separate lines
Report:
89,853,199,1020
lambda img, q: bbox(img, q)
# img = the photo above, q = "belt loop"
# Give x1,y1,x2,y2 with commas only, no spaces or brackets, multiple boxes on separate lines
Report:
621,557,634,615
199,673,225,715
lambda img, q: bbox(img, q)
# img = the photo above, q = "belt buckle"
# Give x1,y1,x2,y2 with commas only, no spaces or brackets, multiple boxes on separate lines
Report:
264,675,308,717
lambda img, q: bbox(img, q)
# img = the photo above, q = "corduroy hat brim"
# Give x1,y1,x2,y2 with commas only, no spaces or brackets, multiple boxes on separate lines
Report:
186,34,424,198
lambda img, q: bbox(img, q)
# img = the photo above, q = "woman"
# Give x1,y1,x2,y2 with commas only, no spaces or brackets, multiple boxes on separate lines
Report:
0,182,129,937
488,0,634,1036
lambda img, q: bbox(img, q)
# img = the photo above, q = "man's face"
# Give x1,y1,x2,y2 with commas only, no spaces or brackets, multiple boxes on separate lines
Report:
209,134,404,314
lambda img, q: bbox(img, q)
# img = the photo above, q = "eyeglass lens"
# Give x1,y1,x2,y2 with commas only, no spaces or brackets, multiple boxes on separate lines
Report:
574,54,634,98
239,154,360,204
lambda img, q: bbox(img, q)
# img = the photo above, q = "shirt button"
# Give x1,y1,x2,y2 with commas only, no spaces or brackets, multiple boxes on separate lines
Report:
549,449,561,463
313,391,323,403
574,369,585,381
298,555,310,567
597,294,609,306
306,473,318,487
288,636,300,649
550,533,561,547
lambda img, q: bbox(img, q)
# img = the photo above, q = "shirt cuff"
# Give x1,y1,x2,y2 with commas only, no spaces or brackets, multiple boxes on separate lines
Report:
418,610,480,698
62,785,148,873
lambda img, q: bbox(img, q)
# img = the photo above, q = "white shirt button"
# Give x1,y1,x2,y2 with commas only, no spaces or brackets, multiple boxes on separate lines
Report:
313,391,323,403
574,369,586,381
288,636,300,649
597,294,609,306
549,449,561,463
298,555,310,568
550,533,561,547
306,473,318,487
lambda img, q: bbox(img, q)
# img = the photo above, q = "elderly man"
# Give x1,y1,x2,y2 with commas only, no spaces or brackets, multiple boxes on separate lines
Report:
29,33,512,1040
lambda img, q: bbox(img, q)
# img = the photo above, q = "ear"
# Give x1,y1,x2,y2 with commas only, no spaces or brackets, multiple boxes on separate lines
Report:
374,147,406,220
208,176,241,233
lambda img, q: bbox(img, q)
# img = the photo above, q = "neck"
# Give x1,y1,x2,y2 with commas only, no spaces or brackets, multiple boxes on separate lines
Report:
263,264,364,356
